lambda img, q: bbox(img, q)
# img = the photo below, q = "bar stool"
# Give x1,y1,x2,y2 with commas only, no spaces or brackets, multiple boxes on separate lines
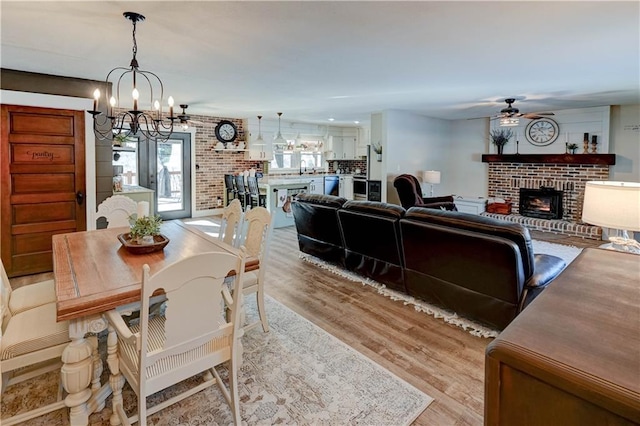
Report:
224,174,237,206
247,176,266,208
234,174,249,209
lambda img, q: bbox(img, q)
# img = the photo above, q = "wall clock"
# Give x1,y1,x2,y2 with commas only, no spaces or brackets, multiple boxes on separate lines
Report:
214,120,238,143
525,118,559,146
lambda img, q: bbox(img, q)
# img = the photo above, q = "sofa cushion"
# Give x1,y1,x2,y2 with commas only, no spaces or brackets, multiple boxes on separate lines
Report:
342,200,405,218
292,193,347,265
338,201,406,291
416,201,458,211
405,207,535,279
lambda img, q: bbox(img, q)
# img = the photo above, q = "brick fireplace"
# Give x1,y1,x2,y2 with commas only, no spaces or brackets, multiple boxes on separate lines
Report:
481,154,615,240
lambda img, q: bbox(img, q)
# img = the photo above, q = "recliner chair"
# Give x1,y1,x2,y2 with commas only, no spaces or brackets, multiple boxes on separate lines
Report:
393,174,457,211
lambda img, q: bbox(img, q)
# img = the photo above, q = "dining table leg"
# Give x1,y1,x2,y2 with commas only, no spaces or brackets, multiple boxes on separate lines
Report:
60,315,110,425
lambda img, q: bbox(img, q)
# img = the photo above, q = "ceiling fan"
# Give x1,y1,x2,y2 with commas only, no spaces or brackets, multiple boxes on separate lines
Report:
176,104,204,129
493,98,555,120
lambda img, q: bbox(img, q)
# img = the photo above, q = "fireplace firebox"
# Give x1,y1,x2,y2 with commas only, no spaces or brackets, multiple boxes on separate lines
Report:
519,187,563,219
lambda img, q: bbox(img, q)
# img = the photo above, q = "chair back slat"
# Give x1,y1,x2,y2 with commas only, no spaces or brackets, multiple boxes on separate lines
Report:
138,251,245,378
220,199,243,246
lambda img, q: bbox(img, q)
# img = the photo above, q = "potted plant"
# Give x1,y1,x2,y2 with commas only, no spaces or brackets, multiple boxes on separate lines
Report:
489,128,513,155
129,214,163,245
567,143,579,154
372,142,383,161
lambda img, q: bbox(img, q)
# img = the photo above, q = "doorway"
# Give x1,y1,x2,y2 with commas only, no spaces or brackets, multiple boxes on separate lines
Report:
0,104,86,277
137,132,192,220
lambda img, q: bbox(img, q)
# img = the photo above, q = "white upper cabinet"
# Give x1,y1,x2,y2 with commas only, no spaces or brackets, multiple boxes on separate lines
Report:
244,118,273,161
325,128,362,160
357,127,369,157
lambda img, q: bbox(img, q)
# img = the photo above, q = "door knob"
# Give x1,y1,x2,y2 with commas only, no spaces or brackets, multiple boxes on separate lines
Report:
76,191,84,205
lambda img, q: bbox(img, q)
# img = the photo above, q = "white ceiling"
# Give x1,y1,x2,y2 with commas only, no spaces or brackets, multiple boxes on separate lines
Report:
1,1,639,125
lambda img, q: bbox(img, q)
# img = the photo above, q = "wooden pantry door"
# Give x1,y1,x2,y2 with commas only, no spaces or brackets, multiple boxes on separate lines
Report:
1,104,86,277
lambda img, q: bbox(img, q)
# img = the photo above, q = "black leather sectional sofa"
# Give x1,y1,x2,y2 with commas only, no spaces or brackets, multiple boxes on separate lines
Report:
291,193,567,330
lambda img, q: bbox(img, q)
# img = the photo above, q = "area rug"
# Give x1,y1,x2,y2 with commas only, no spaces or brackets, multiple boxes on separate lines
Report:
2,296,433,425
300,240,583,339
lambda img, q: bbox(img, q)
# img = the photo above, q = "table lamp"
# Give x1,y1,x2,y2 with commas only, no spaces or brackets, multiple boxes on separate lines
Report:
422,170,441,197
582,181,640,254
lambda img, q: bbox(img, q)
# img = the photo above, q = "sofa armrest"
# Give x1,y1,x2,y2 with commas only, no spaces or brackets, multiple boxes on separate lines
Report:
415,201,458,211
526,254,567,288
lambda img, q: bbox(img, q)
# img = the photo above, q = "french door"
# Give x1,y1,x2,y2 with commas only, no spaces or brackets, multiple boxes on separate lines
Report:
137,132,192,220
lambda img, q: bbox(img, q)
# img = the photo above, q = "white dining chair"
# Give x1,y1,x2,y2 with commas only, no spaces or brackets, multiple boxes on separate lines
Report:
1,260,56,315
1,262,71,425
219,198,243,247
96,194,138,228
237,206,273,332
105,250,247,426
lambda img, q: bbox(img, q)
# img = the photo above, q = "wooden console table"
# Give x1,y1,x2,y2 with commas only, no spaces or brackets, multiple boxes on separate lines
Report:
485,248,640,425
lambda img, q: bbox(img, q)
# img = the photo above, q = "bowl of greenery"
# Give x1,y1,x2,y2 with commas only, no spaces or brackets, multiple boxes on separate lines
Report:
118,215,169,254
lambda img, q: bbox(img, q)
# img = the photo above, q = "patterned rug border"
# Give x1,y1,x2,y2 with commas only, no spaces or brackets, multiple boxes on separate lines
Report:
299,240,583,339
263,295,434,425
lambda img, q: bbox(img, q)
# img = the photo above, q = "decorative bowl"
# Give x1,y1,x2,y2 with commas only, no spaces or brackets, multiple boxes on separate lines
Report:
118,233,170,254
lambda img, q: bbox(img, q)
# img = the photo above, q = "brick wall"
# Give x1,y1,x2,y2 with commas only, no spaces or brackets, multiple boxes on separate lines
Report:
188,114,266,211
486,162,611,239
487,162,609,223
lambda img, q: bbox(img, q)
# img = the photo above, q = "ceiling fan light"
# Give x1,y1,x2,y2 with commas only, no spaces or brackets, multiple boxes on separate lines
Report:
500,117,520,127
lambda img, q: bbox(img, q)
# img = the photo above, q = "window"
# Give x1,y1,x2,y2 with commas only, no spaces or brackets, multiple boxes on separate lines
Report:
270,139,325,172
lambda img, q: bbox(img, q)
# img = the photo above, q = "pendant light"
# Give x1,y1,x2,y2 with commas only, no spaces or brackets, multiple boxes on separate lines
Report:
254,115,265,146
273,112,287,148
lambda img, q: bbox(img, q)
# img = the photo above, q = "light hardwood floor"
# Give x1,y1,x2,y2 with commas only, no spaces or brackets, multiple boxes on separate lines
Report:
10,224,601,425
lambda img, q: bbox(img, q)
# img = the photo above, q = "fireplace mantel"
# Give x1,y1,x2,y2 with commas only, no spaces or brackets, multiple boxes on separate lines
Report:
481,154,615,165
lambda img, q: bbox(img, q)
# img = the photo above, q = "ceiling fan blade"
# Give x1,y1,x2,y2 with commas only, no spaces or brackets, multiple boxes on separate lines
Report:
522,112,555,119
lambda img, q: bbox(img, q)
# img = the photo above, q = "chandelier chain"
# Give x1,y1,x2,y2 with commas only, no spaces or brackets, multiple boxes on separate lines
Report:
131,19,138,64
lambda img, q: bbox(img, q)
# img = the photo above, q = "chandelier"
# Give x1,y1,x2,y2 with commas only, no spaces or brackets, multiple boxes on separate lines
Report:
88,12,177,141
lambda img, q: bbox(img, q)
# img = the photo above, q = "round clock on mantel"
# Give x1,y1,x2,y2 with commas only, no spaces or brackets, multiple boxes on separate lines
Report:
525,117,559,146
214,120,238,143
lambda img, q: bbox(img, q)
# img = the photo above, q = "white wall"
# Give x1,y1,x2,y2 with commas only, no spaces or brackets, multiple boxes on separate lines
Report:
380,104,639,206
488,106,611,155
383,110,451,204
447,118,488,198
609,104,640,182
0,90,97,228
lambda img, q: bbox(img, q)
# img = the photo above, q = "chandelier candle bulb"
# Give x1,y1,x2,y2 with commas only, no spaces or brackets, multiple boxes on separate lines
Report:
92,89,100,111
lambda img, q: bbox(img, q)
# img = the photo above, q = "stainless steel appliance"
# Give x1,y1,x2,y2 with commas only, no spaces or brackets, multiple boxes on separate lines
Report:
367,180,382,201
353,176,367,200
324,175,339,196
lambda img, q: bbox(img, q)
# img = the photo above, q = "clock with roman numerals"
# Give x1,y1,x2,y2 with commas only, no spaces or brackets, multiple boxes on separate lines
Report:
525,118,559,146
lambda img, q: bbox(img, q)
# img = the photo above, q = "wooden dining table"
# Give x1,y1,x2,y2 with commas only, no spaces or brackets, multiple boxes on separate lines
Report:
52,219,251,426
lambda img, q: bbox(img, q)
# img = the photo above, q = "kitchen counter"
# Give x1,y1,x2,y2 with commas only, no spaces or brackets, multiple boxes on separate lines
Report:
258,180,310,228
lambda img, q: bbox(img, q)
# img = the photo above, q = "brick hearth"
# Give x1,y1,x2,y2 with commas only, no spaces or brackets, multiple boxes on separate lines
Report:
481,212,602,239
486,162,610,240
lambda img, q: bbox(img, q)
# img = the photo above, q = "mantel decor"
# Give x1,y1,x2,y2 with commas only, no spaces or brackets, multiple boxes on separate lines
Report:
481,154,615,165
88,12,178,142
489,128,513,155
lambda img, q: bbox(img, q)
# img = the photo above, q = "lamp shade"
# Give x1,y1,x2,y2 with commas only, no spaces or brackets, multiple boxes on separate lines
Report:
423,170,441,184
582,181,640,231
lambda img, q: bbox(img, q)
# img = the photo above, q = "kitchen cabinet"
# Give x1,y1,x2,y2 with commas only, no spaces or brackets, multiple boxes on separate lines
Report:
339,175,354,200
327,136,359,160
356,127,369,157
308,177,324,194
245,131,273,161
